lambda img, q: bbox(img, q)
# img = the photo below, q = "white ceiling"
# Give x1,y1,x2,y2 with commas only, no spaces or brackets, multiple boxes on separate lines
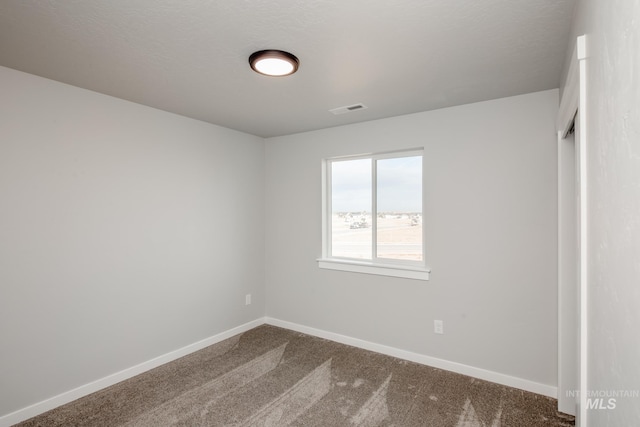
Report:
0,0,576,138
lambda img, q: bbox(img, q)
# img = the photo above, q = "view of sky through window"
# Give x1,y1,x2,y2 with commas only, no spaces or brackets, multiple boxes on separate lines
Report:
331,158,371,213
376,156,422,213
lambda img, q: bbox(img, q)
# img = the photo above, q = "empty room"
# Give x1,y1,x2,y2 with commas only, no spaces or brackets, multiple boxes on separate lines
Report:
1,1,638,426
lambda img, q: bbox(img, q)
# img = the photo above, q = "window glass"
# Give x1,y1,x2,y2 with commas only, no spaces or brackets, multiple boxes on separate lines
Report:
376,156,423,261
331,158,372,259
324,149,425,273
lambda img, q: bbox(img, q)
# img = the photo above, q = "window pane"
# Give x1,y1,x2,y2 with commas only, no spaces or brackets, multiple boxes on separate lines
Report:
376,156,422,261
331,159,372,259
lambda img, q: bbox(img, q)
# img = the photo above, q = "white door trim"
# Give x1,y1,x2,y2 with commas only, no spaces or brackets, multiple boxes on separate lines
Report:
556,34,588,426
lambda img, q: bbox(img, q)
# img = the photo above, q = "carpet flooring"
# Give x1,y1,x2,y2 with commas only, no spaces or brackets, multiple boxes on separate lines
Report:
15,325,575,426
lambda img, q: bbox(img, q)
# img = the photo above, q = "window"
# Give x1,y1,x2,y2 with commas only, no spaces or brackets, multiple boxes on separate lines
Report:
318,149,430,280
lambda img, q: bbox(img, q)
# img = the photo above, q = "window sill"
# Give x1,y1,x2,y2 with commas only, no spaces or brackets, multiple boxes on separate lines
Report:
317,258,430,281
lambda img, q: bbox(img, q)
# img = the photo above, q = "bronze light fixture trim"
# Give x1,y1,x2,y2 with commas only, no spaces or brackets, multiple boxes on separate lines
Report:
249,50,299,77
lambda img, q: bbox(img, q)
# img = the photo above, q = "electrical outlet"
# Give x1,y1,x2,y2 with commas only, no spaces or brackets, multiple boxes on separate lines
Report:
434,320,444,334
245,294,251,305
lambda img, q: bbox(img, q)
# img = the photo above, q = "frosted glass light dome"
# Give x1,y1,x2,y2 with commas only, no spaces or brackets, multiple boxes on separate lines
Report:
249,50,299,77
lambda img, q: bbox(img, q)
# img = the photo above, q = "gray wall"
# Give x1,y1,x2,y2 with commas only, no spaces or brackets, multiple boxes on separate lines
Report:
265,90,559,388
563,1,640,424
0,66,265,416
0,64,566,419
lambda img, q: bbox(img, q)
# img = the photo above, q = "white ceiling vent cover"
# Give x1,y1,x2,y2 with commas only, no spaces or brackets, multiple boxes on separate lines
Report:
329,103,368,115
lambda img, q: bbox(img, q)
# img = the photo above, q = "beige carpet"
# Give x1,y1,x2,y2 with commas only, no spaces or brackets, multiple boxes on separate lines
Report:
15,325,575,426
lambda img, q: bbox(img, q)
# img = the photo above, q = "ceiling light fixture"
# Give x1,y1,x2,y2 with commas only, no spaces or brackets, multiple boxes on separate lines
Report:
249,50,299,77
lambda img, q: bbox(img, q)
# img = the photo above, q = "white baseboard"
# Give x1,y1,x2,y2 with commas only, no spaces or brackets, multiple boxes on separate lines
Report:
2,316,557,427
0,318,266,427
265,317,557,399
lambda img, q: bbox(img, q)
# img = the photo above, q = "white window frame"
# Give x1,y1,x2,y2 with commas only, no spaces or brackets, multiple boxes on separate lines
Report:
318,149,430,281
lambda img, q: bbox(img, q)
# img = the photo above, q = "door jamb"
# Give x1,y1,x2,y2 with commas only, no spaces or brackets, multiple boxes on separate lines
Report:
556,34,588,426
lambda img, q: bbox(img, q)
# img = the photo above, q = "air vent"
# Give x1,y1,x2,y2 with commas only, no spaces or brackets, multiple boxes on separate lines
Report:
329,103,368,115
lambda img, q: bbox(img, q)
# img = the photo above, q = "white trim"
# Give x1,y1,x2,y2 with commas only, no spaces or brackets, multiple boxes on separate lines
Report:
2,315,558,426
556,40,580,418
0,318,265,427
265,317,557,398
321,158,329,258
317,258,430,281
556,34,588,426
557,47,579,137
576,34,589,427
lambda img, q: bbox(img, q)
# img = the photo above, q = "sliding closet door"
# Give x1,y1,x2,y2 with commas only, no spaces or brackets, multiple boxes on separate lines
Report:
558,120,578,416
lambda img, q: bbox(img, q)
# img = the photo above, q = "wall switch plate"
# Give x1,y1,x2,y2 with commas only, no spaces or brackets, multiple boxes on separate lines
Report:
245,294,251,305
434,320,444,334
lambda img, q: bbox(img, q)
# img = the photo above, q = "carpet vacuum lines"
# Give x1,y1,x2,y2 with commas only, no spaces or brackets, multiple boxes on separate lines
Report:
349,374,392,426
236,359,332,426
122,343,288,427
456,397,502,427
13,325,575,427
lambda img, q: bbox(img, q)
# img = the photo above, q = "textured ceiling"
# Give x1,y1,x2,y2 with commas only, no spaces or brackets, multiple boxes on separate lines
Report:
0,0,576,138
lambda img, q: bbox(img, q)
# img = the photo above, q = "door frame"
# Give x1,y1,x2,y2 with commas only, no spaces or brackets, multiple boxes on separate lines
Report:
556,34,587,425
